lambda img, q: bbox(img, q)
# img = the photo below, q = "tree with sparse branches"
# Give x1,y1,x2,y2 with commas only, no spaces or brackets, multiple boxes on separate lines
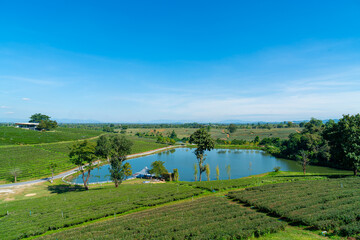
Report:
297,150,310,175
189,128,215,181
48,162,57,182
216,165,220,180
226,164,231,180
193,163,198,181
9,167,21,183
69,140,97,190
205,163,210,181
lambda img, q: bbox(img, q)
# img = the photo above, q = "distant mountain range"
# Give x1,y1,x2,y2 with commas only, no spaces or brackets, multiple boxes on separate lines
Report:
0,118,339,124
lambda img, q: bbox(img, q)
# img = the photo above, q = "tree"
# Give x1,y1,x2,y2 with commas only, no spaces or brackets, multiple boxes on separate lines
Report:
37,119,58,131
48,162,57,182
228,124,237,133
109,160,132,187
9,167,21,183
109,135,133,187
149,160,168,178
297,150,310,175
169,130,177,139
173,168,179,181
29,113,50,123
205,164,210,181
325,114,360,175
95,135,112,161
226,164,231,180
69,140,97,190
216,165,220,180
253,136,260,144
193,163,198,181
189,128,215,181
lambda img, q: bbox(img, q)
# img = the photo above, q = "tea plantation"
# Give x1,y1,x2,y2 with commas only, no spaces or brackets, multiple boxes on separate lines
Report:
0,183,202,240
0,130,166,183
0,127,102,145
228,177,360,237
182,172,332,191
38,196,286,240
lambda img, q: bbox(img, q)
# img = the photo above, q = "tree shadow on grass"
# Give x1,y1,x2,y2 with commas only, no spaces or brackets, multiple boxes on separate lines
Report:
47,184,87,194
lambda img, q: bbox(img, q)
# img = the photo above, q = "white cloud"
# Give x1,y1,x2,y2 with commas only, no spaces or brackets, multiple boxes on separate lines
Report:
22,98,30,101
5,112,14,114
0,106,10,109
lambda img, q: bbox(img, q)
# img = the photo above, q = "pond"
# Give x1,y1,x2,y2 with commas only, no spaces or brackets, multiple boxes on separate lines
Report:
72,147,350,184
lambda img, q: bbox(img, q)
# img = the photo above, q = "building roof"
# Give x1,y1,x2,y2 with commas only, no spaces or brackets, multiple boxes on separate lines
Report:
15,122,39,126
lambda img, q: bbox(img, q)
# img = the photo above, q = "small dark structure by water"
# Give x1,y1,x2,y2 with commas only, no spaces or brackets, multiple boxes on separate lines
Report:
133,167,154,179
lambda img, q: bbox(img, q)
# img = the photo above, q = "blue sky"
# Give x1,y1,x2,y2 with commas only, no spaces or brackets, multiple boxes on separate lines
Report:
0,1,360,122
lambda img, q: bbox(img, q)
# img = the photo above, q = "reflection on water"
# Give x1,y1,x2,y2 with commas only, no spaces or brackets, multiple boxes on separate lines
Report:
72,148,350,184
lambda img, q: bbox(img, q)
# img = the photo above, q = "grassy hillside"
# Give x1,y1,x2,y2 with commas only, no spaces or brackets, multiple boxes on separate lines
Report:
0,183,202,240
0,127,102,145
0,135,167,183
38,196,286,240
125,127,301,141
1,172,355,239
228,177,360,237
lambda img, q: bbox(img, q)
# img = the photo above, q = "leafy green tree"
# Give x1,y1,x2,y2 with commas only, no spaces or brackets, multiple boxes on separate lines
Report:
189,128,215,181
169,130,177,139
109,135,133,187
205,163,210,181
29,113,50,123
149,160,168,178
325,114,360,175
228,124,237,133
69,140,97,190
253,136,260,143
216,165,220,180
37,119,58,131
109,160,132,187
95,135,112,161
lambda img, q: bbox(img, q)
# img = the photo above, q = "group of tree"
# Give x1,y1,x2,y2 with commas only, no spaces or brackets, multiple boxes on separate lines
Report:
261,115,360,176
69,135,133,190
29,113,58,131
149,160,179,181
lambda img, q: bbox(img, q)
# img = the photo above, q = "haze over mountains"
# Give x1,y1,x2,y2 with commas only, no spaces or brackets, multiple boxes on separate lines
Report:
0,117,338,124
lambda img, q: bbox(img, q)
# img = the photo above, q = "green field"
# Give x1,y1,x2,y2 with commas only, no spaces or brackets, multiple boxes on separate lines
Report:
0,127,102,145
38,196,286,240
125,127,301,141
1,172,356,239
181,172,333,191
0,183,202,240
0,130,167,183
228,177,360,237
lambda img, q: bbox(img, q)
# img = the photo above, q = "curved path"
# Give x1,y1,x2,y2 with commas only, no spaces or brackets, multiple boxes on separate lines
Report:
0,145,178,188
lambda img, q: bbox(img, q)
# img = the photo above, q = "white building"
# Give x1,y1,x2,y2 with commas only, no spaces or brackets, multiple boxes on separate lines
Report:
15,122,39,130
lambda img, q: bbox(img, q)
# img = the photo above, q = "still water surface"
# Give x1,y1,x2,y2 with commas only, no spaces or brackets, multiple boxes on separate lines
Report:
72,148,348,183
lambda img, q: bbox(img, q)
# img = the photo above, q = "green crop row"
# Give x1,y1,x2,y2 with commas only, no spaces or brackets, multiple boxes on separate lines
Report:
0,127,102,146
0,183,202,240
38,196,286,240
228,177,360,237
182,172,329,191
0,136,167,183
0,145,75,182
